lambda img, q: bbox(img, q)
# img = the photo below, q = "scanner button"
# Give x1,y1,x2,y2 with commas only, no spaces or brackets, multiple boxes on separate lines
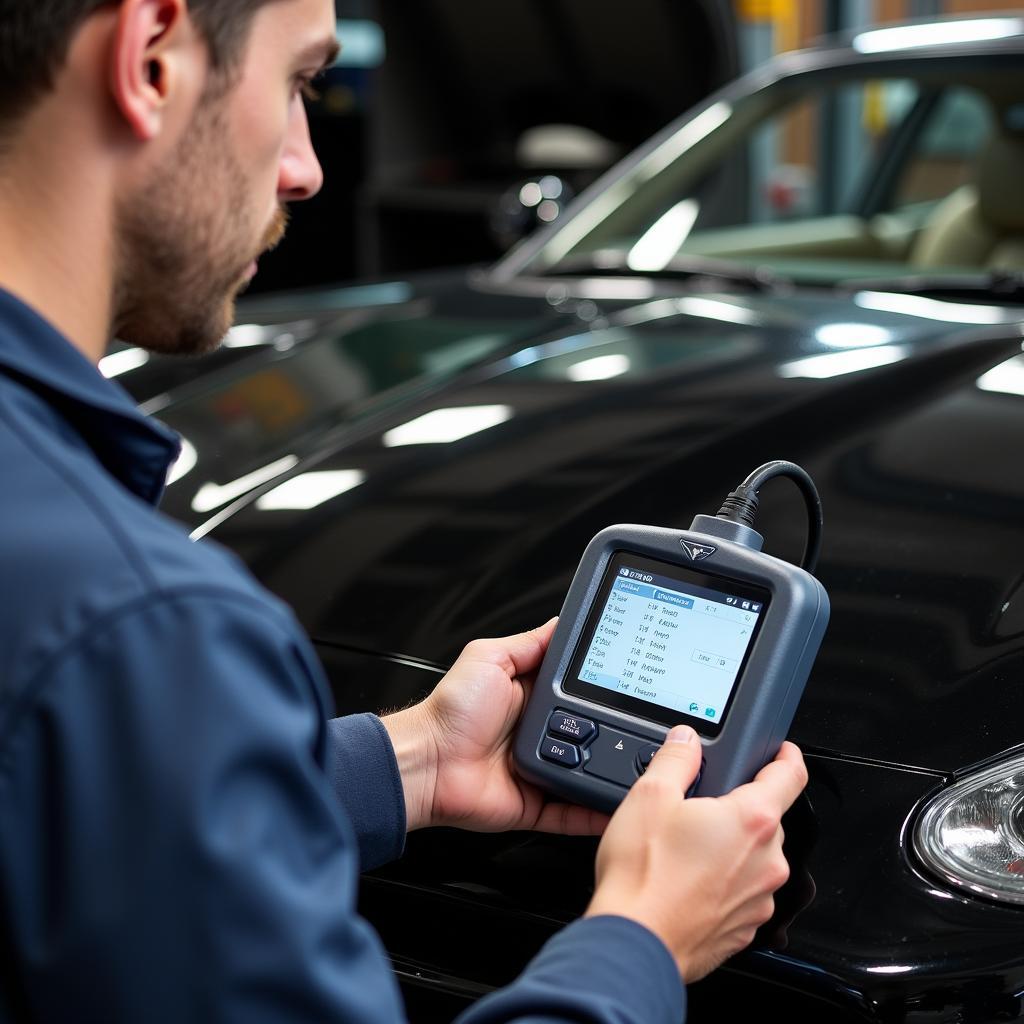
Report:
636,744,661,775
540,738,581,769
582,727,646,787
548,712,596,744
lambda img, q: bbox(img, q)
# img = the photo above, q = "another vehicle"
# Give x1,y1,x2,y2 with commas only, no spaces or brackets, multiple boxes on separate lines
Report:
113,15,1024,1023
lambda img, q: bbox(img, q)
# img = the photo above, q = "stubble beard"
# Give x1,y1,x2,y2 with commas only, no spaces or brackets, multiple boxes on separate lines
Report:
112,96,288,357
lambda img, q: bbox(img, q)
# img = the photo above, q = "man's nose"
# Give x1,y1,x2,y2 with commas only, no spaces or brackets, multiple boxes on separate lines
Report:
278,103,324,202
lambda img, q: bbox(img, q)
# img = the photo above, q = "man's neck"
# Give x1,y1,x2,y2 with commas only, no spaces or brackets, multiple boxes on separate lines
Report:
0,118,116,366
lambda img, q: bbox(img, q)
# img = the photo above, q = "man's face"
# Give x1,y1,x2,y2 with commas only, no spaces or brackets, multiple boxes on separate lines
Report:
114,0,337,355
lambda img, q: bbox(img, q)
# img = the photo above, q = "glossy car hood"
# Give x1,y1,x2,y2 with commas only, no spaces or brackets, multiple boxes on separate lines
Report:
148,275,1024,773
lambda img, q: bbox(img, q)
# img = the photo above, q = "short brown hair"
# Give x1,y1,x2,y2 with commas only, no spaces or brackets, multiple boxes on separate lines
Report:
0,0,276,129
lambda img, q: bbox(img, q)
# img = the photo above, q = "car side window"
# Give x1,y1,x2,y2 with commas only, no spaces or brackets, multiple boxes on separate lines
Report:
746,79,923,225
890,87,993,210
687,79,920,233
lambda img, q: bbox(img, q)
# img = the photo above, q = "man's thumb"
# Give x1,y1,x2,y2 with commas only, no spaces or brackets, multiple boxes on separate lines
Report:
642,725,702,790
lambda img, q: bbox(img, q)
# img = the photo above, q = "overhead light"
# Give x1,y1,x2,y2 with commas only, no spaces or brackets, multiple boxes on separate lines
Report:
614,296,760,328
977,354,1024,397
627,199,700,272
99,347,149,378
778,345,908,379
222,322,313,350
853,18,1021,53
815,323,893,348
191,455,299,513
677,296,760,326
255,470,365,511
854,291,1016,325
166,438,198,487
382,405,513,447
566,354,631,381
560,279,657,300
519,182,543,208
223,324,274,348
537,200,561,223
507,345,546,371
614,299,679,327
539,176,564,200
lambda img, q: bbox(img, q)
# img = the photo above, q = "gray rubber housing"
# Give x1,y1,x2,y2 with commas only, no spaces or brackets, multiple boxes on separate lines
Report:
512,522,829,813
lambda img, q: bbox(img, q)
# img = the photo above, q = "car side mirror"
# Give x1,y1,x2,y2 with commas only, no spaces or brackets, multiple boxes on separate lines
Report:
490,175,576,251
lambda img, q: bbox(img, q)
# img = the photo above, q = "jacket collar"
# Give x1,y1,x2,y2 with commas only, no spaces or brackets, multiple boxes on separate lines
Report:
0,288,179,506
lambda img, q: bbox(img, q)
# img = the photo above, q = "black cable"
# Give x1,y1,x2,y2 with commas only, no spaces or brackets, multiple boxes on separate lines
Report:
715,460,823,574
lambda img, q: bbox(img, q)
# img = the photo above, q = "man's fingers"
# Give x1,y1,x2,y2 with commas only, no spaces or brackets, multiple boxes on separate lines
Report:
533,615,558,643
640,725,702,792
518,616,559,673
728,741,808,816
459,617,559,679
533,800,611,836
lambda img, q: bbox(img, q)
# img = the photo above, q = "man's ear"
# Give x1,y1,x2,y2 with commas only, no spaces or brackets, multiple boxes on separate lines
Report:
109,0,198,141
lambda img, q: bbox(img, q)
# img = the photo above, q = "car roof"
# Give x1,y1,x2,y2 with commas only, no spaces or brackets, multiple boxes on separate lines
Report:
799,11,1024,62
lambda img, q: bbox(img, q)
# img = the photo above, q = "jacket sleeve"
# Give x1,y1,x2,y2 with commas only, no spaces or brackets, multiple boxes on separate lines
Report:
454,916,685,1024
325,714,406,870
0,587,407,1024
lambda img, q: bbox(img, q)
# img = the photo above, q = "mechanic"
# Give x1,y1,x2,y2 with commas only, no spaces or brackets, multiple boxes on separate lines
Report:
0,1,808,1021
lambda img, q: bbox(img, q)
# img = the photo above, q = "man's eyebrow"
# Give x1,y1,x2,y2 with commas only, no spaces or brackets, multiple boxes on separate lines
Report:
297,36,341,72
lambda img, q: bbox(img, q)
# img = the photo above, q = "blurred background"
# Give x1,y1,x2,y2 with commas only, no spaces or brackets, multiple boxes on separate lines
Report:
249,0,1024,295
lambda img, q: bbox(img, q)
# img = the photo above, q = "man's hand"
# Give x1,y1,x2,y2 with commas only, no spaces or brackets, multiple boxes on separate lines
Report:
381,618,608,836
585,727,808,982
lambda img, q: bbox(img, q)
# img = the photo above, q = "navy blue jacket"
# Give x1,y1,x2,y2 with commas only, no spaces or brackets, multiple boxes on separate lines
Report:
0,288,684,1023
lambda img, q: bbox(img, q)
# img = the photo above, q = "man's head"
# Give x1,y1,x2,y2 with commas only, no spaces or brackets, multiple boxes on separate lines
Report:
0,0,338,356
0,1,271,132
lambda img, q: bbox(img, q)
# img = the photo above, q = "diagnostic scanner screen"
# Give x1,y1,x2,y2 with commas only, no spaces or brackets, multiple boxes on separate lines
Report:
564,552,770,732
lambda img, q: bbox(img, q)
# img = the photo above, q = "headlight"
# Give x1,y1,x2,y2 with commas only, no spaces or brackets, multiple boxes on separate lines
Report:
913,751,1024,905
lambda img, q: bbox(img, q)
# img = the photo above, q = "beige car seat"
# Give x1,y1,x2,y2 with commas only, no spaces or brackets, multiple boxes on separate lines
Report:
911,131,1024,270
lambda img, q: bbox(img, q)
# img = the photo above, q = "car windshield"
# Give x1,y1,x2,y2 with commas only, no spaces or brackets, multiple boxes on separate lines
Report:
513,55,1024,290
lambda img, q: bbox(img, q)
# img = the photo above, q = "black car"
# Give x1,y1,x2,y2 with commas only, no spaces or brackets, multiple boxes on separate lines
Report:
109,13,1024,1023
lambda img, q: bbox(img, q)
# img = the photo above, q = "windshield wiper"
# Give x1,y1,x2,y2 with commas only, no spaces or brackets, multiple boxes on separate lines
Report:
843,270,1024,303
545,253,788,292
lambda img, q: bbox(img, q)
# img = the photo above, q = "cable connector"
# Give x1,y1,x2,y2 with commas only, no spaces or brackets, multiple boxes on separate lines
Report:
710,460,823,574
716,486,759,528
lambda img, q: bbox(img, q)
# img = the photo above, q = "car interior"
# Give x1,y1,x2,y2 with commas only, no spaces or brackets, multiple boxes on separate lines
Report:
911,126,1024,270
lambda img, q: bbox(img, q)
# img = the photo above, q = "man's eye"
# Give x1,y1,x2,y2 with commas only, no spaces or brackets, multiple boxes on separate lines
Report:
300,79,322,102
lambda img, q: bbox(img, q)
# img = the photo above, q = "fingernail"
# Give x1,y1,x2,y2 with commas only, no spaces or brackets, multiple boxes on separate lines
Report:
667,725,695,744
